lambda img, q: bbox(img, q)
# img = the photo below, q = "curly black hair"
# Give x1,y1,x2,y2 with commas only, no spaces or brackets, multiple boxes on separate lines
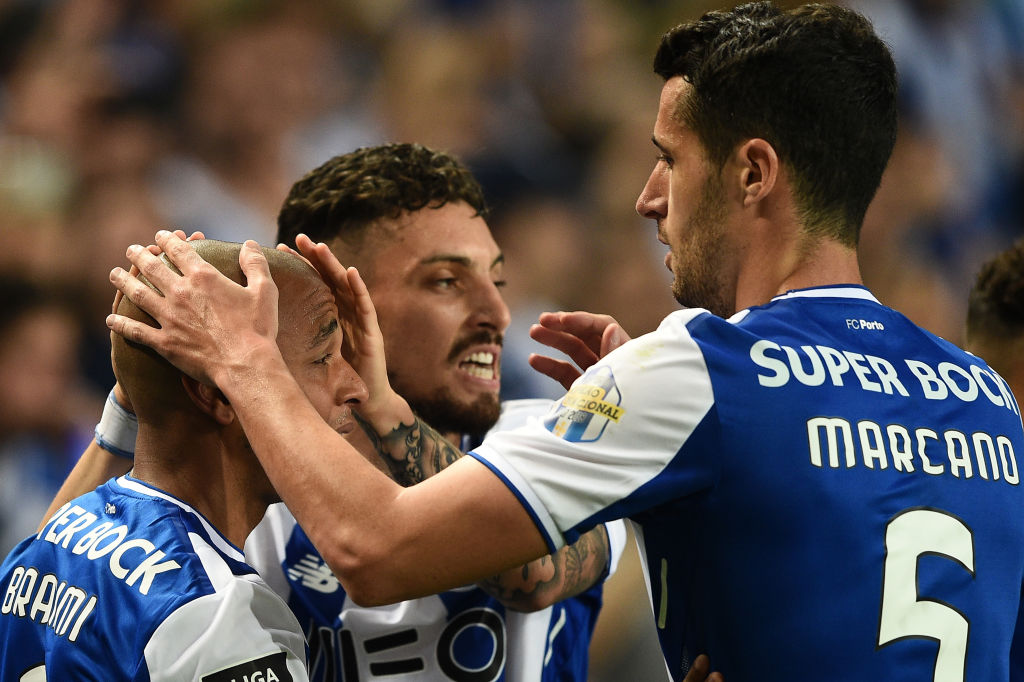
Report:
276,143,487,251
967,239,1024,343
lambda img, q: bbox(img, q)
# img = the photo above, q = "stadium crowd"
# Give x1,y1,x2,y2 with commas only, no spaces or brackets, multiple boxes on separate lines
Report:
1,0,1023,678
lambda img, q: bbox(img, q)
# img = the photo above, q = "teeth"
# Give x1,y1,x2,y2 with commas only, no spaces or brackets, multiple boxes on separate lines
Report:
464,365,495,380
465,351,494,364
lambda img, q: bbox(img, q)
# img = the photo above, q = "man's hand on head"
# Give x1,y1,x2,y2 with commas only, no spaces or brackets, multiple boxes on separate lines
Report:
106,232,282,388
294,234,410,428
110,229,205,325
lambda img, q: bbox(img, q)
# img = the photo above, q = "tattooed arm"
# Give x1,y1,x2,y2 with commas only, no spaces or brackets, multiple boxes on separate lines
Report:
479,523,612,612
354,412,462,487
356,411,616,611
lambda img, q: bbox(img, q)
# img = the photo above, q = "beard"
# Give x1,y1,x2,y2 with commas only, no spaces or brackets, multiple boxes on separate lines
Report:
402,385,501,438
671,172,732,318
385,329,504,439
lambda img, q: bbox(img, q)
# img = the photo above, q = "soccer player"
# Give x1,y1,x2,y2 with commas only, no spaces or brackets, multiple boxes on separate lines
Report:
0,240,371,680
251,144,626,681
48,144,626,681
965,238,1024,398
107,3,1024,680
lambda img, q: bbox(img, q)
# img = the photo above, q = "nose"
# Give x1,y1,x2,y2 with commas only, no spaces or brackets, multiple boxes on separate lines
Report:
472,279,511,334
636,166,668,220
335,359,369,407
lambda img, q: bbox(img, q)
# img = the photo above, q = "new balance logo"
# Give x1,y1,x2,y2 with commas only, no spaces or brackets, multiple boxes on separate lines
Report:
286,554,340,593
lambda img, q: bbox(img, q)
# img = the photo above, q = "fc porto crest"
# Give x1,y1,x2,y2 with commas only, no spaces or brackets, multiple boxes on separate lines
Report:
544,365,625,442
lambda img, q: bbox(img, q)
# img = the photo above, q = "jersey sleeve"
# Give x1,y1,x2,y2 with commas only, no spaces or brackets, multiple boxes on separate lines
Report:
603,519,628,577
490,399,630,575
244,502,297,602
142,573,308,682
470,309,717,551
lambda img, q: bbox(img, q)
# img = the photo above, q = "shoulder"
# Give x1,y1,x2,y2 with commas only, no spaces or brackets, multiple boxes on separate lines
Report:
144,575,307,681
491,399,557,433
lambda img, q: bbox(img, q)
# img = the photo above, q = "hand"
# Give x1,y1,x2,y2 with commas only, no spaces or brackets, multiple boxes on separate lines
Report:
683,654,723,682
110,229,204,407
527,311,631,389
292,235,404,421
106,232,280,387
110,230,205,323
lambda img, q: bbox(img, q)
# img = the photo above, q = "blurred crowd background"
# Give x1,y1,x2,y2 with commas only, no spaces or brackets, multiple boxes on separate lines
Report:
1,0,1022,678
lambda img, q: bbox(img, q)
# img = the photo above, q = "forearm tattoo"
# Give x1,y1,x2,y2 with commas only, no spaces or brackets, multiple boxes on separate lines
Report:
355,412,463,486
478,525,611,610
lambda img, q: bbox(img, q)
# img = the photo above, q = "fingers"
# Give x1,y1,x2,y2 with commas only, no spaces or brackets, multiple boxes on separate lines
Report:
239,239,271,283
276,242,300,257
527,353,581,391
683,655,710,682
536,310,619,340
296,234,348,289
123,239,181,294
153,229,205,275
109,263,167,320
600,323,631,355
106,310,163,350
346,267,377,322
529,324,600,372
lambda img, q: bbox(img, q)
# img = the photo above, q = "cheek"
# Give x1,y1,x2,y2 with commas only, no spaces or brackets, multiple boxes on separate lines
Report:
380,308,459,355
290,365,335,415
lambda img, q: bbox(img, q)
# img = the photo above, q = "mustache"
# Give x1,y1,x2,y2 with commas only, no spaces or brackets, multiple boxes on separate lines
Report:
447,330,504,362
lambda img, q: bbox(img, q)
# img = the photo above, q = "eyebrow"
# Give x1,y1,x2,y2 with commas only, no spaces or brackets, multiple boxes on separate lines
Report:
419,253,506,269
307,318,339,352
652,135,669,154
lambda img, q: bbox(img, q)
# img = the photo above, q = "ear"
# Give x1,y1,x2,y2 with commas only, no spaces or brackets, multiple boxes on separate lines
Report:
181,375,236,426
734,138,779,208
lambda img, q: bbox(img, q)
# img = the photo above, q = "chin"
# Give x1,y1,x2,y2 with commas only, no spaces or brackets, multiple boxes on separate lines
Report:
409,388,501,437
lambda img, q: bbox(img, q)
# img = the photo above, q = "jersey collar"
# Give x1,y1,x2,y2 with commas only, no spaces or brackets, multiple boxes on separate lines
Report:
769,284,879,303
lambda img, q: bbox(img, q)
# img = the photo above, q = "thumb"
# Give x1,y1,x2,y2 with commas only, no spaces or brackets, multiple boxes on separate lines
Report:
601,323,630,355
239,240,271,283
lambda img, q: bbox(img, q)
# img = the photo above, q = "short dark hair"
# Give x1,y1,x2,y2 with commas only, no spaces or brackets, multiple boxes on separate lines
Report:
653,2,897,245
276,143,488,250
967,239,1024,345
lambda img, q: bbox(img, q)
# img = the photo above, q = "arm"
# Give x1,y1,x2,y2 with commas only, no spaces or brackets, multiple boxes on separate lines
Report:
478,523,611,611
39,384,136,528
299,234,614,611
107,233,550,605
358,411,613,610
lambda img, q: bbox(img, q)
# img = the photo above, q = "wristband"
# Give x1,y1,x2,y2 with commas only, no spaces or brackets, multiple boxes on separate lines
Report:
94,389,138,459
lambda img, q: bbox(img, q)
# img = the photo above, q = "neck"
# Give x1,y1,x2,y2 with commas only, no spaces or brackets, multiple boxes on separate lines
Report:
131,422,271,548
734,220,863,314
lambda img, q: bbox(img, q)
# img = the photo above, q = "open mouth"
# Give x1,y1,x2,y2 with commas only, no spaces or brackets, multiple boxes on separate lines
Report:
459,350,499,381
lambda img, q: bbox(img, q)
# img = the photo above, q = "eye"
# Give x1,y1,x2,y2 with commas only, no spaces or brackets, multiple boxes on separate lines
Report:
314,353,333,366
493,279,507,289
435,277,457,289
657,152,673,168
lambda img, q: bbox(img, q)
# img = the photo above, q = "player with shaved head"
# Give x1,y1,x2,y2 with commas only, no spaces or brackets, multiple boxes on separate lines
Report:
0,240,368,681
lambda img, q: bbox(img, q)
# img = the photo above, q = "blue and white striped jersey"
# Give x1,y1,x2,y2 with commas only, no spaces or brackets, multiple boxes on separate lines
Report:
470,286,1024,682
0,476,308,681
245,399,626,682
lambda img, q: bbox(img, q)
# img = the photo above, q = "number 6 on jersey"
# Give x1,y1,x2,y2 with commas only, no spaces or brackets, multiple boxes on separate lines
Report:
877,508,975,682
